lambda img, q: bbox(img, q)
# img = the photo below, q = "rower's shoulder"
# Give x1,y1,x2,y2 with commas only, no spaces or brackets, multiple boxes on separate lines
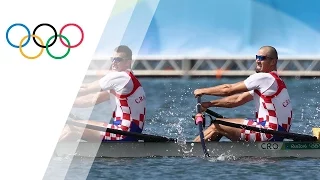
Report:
249,72,273,77
246,72,274,81
102,70,129,78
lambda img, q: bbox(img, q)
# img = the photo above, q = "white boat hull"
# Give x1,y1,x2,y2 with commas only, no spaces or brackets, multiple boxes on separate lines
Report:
54,141,320,158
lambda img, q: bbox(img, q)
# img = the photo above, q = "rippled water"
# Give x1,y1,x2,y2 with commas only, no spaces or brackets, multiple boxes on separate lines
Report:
46,77,320,180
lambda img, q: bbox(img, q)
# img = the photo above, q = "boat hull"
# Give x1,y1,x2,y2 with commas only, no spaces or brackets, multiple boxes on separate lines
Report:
54,141,320,158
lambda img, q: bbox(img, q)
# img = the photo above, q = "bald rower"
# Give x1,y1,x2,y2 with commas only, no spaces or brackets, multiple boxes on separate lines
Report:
193,46,293,142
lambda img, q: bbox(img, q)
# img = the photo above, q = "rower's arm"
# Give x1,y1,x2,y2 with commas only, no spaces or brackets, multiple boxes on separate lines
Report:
73,91,110,108
78,81,102,96
194,81,249,97
204,91,253,108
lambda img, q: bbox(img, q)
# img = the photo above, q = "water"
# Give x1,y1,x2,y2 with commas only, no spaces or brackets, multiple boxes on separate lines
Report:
46,77,320,180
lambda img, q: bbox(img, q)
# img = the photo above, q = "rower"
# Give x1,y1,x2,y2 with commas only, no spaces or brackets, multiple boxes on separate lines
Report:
193,46,293,142
59,45,147,142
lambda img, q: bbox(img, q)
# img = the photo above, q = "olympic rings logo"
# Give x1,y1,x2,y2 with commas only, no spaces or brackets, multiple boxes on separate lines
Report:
6,23,84,60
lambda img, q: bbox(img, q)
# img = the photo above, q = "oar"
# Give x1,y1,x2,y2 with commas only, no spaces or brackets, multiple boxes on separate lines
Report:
205,109,317,142
195,97,210,157
205,109,225,118
67,113,176,142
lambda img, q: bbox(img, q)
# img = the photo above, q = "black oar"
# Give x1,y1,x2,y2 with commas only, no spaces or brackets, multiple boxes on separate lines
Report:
205,109,225,118
205,109,317,142
67,113,176,142
195,97,210,157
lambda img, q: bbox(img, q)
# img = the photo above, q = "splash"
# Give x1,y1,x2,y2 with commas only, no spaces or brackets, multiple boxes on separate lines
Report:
145,80,195,139
207,153,237,162
179,142,194,154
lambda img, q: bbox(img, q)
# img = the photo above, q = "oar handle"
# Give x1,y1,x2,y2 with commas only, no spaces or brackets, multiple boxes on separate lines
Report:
195,96,205,126
196,96,202,113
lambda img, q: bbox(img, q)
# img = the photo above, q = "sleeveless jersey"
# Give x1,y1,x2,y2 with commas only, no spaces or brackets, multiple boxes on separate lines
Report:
101,70,146,141
253,72,293,132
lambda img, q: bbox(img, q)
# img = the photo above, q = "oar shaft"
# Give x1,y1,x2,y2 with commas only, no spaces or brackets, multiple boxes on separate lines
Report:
67,115,176,142
205,109,224,118
195,96,210,157
205,109,317,141
214,120,316,141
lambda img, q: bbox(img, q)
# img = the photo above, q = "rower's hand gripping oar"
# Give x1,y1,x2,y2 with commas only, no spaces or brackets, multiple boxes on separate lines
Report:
195,96,210,157
192,108,224,127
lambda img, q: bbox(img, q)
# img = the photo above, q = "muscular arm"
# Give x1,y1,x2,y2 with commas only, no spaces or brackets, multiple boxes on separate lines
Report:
78,81,102,96
202,92,253,108
194,81,250,97
73,91,110,108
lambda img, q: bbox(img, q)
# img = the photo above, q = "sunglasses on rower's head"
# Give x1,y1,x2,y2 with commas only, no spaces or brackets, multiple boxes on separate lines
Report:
256,55,273,61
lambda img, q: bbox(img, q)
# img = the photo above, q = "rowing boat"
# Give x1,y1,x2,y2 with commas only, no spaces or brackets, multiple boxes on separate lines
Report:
62,106,320,159
55,140,320,158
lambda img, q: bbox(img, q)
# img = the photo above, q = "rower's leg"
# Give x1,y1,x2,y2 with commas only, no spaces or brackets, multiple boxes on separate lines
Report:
193,125,223,142
193,118,245,142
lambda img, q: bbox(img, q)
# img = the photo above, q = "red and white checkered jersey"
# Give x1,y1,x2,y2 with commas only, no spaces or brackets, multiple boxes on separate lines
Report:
244,71,293,132
99,70,146,140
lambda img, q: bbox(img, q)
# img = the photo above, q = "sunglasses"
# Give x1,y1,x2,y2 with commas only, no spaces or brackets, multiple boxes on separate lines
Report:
111,57,126,62
256,55,274,61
